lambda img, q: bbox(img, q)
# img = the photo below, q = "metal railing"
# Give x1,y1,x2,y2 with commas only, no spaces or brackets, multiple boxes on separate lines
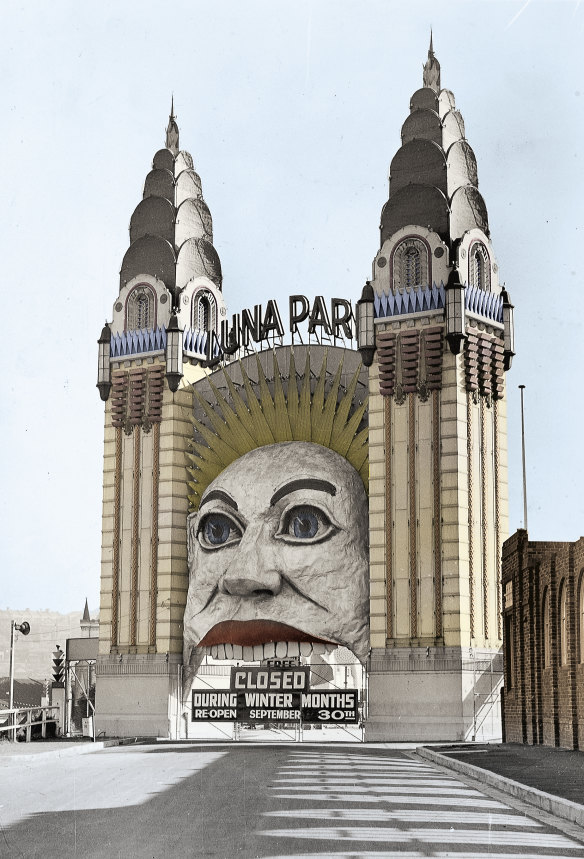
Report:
0,706,60,742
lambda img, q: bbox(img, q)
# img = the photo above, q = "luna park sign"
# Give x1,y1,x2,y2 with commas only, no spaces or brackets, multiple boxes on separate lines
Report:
218,295,355,354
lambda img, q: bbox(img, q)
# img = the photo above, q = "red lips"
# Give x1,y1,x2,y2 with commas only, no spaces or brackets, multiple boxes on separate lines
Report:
197,620,334,647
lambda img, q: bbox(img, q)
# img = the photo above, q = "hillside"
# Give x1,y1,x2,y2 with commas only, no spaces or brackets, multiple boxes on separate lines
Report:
0,608,94,681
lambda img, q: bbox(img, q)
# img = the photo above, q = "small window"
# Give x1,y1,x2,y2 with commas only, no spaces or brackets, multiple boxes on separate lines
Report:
469,242,490,291
543,588,550,668
193,290,216,333
560,581,568,666
126,285,155,331
393,238,429,290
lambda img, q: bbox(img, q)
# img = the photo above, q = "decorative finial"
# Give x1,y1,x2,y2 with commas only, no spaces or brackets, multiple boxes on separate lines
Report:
166,95,179,155
423,31,441,92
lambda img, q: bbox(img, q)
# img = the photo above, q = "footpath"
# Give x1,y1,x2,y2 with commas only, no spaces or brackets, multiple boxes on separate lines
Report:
417,742,584,828
0,737,127,760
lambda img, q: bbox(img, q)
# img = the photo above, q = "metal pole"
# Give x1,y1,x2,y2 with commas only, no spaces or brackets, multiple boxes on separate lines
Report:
519,385,528,531
8,621,16,741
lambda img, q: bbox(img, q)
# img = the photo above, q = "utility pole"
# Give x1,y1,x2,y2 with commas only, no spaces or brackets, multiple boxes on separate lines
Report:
8,620,30,740
519,385,528,532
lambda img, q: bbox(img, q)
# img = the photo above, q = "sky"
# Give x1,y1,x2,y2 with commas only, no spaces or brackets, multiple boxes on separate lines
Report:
0,0,582,614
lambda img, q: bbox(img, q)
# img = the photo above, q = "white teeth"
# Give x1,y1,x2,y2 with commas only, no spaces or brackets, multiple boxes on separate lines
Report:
208,640,338,661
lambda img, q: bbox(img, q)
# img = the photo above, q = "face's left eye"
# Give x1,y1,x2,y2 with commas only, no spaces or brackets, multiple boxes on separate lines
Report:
278,505,336,544
198,512,242,549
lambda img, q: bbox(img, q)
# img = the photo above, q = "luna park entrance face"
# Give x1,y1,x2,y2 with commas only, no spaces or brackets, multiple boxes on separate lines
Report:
185,650,367,743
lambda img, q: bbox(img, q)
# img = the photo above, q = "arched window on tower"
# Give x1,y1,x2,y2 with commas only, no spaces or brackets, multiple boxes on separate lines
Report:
469,242,491,291
543,587,550,668
193,290,217,333
126,285,155,331
559,580,568,666
392,238,429,291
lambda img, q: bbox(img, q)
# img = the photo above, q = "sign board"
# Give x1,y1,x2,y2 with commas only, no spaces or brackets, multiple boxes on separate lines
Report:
66,637,99,662
192,666,359,724
219,295,355,355
230,666,309,692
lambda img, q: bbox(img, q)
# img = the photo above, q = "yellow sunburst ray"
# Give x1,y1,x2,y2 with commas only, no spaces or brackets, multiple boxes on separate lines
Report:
239,363,275,446
346,425,369,472
272,351,293,440
333,398,369,457
314,359,343,448
204,379,258,453
295,353,312,441
191,416,241,468
330,365,362,448
192,389,255,456
254,355,277,436
286,351,299,433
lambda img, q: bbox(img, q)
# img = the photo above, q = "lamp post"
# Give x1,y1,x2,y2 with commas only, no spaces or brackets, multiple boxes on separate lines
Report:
357,281,375,367
9,620,30,741
165,310,184,392
445,266,465,355
96,322,112,401
502,289,515,371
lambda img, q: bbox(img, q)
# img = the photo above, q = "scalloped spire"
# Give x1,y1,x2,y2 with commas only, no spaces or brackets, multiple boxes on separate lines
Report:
381,44,490,246
423,31,440,92
119,111,223,292
166,96,179,155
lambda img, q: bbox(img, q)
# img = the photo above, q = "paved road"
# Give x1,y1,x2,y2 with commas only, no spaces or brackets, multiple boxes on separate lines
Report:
2,743,583,858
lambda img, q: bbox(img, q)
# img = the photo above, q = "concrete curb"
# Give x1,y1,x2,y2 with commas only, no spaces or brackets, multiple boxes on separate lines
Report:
0,739,122,762
416,746,584,828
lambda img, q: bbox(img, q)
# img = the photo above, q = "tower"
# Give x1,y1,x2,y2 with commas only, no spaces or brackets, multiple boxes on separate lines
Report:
95,105,226,737
364,40,515,741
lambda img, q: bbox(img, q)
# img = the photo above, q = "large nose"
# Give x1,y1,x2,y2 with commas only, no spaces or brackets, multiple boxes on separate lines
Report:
219,528,282,597
220,571,282,597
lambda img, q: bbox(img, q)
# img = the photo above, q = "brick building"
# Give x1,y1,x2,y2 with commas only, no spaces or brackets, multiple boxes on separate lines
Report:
502,530,584,749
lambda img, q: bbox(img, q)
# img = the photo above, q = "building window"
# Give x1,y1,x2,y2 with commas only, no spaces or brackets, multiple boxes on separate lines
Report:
392,238,429,290
504,613,514,690
579,573,584,663
469,242,490,291
193,290,216,333
559,581,568,666
543,588,550,668
126,286,155,331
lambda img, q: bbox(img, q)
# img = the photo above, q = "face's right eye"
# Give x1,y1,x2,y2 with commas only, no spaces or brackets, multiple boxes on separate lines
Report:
198,513,242,549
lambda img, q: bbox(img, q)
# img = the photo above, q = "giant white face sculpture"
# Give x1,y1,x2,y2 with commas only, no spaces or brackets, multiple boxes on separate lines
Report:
184,442,369,663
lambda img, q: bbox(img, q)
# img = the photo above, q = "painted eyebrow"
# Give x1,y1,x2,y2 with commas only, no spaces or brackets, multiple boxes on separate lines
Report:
199,489,239,511
270,479,336,507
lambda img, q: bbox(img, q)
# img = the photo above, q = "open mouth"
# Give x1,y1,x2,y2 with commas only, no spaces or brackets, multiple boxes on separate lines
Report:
197,620,337,660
